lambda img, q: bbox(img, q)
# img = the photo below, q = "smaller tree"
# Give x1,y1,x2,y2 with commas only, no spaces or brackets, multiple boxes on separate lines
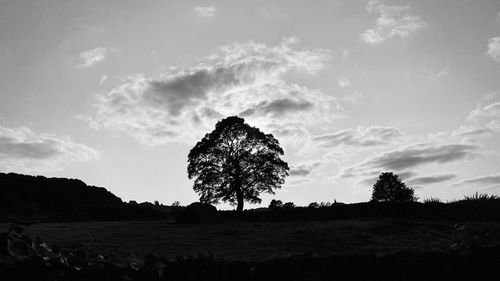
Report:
282,202,295,209
319,202,331,208
371,172,417,202
269,199,283,209
308,202,319,208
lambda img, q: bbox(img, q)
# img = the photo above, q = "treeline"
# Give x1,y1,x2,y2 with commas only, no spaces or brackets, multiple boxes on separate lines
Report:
221,199,500,222
0,173,122,215
0,173,174,221
3,172,500,223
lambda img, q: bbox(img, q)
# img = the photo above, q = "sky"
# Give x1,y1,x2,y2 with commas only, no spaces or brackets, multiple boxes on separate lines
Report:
1,0,500,208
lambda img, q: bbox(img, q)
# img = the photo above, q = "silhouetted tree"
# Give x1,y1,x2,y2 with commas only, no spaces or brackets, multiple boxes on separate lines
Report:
371,172,417,202
320,202,331,207
269,199,283,209
308,202,319,208
188,116,289,212
283,202,295,208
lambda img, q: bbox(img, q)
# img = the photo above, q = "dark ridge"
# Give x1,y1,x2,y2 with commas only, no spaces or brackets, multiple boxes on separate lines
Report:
0,172,122,215
0,172,168,221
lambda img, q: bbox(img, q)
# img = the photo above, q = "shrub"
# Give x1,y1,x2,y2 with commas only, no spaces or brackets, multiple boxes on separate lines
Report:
462,192,500,201
423,197,442,204
319,202,331,208
268,199,283,209
308,202,319,208
176,202,221,224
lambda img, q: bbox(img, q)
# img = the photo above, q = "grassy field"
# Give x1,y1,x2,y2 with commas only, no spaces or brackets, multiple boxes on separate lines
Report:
2,219,500,261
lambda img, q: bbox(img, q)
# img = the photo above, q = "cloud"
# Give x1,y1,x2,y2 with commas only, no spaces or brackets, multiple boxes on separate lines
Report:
360,0,426,44
314,126,403,148
0,124,98,173
193,6,216,17
451,173,500,187
452,126,494,138
289,161,323,177
76,47,107,68
357,170,417,187
100,73,108,85
88,39,339,145
338,77,351,88
342,143,479,178
467,100,500,123
486,37,500,63
240,98,313,117
449,94,500,142
341,91,363,104
407,174,457,185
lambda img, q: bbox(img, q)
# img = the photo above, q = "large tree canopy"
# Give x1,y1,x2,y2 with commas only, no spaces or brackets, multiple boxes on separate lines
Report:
371,172,417,203
187,116,289,211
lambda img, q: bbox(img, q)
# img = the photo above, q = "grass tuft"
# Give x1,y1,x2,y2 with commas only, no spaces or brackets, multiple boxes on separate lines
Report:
462,192,500,201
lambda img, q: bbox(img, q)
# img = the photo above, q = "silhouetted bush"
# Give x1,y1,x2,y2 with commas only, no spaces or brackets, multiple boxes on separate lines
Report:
268,199,283,210
176,202,222,224
308,202,319,208
423,197,443,204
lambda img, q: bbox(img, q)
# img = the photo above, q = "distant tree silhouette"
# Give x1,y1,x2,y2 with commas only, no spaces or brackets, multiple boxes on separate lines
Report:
308,202,319,208
188,116,289,212
269,199,283,209
283,202,295,208
320,202,331,207
371,172,417,202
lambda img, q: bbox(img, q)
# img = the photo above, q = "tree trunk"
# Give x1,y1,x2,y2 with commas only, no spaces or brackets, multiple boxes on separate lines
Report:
233,158,244,212
235,187,244,212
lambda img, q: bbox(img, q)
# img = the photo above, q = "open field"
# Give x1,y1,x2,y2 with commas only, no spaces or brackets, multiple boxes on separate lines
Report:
3,219,500,261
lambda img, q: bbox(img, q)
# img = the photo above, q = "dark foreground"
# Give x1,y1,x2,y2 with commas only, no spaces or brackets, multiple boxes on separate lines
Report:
1,219,500,280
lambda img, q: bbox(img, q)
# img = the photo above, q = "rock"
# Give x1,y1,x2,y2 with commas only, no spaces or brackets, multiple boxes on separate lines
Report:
176,202,222,224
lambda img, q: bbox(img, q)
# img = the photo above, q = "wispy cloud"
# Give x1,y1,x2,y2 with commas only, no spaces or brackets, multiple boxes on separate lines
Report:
360,0,426,44
240,98,314,118
0,124,98,173
466,99,500,126
451,173,500,188
452,126,494,138
447,93,500,142
342,143,479,178
407,174,457,185
486,37,500,63
290,161,323,177
338,77,351,88
193,6,216,17
76,47,107,68
314,126,403,148
87,39,340,145
100,73,109,85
